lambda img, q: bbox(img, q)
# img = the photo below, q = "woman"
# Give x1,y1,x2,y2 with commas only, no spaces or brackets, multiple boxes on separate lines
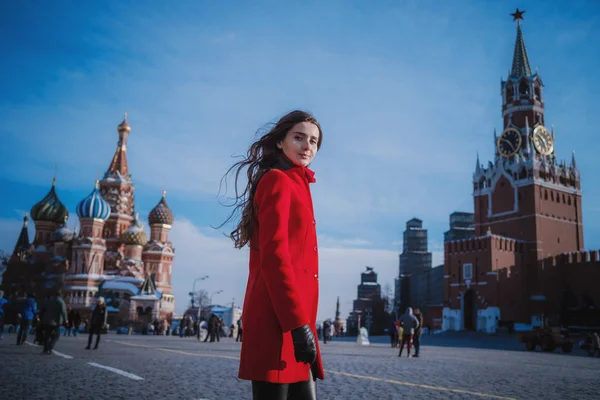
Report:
86,297,108,350
221,110,324,399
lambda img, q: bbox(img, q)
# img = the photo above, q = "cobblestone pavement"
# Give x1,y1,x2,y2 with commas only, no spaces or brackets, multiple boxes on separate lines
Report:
0,332,598,399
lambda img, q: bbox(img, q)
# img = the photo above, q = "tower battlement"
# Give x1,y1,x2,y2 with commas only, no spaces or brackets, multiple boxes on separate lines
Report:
445,234,528,255
538,250,600,268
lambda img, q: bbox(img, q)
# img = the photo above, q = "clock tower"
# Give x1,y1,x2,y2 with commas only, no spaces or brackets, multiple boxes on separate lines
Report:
472,9,583,259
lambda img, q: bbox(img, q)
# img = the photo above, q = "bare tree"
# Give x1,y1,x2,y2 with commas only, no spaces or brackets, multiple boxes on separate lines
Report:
382,283,394,314
192,289,210,310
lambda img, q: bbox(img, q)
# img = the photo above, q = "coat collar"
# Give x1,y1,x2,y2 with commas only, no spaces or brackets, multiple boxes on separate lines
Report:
270,155,316,184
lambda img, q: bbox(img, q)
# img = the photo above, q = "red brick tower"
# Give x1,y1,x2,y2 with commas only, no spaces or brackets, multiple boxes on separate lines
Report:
99,114,136,272
142,191,176,312
443,10,587,332
472,9,583,259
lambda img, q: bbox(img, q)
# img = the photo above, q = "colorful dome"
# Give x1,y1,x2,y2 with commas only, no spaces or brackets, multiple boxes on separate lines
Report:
30,179,69,223
118,113,131,133
122,214,148,246
148,190,174,225
52,217,74,243
76,180,111,220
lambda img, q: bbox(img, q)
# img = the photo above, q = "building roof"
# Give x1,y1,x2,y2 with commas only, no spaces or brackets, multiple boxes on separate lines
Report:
511,21,532,78
148,191,174,225
76,180,111,221
131,275,162,300
102,114,132,184
30,179,69,223
12,214,30,260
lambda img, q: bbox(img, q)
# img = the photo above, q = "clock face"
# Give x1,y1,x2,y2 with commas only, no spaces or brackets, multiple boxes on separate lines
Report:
533,125,554,155
497,127,522,158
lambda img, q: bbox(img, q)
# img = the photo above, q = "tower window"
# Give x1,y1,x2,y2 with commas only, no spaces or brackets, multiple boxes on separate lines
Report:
519,81,529,96
544,190,548,200
506,86,514,101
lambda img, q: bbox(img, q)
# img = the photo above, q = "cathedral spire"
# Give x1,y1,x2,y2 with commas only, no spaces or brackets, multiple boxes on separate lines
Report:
103,114,132,183
510,9,532,78
11,214,30,262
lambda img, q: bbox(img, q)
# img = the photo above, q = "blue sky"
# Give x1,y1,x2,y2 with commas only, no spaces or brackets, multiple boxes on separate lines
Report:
1,0,599,320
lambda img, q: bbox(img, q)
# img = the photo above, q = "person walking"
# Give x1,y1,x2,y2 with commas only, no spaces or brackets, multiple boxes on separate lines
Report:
412,308,424,357
86,297,108,349
222,110,324,399
16,293,37,346
398,307,419,358
0,290,9,341
39,290,68,354
236,316,243,342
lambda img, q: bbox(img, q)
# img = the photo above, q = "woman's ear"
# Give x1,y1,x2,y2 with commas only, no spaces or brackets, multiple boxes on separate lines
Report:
276,142,283,149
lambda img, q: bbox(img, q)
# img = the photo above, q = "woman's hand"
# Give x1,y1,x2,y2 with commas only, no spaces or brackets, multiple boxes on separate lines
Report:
291,324,317,364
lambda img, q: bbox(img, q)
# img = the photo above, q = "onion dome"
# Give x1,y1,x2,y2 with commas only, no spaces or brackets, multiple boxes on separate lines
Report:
52,216,73,242
76,180,111,220
30,178,69,223
118,112,131,133
122,213,148,246
148,190,174,225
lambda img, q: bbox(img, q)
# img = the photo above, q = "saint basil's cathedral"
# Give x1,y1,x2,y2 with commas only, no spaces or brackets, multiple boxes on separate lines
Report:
442,10,600,332
3,116,176,325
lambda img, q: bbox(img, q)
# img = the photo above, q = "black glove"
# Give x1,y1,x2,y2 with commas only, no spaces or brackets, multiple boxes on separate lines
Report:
291,324,317,364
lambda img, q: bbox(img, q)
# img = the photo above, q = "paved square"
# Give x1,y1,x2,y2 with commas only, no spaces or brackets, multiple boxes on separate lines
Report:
0,332,597,399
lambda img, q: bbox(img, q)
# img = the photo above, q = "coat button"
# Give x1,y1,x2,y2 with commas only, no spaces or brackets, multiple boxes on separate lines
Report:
312,220,316,225
314,274,318,279
313,246,318,252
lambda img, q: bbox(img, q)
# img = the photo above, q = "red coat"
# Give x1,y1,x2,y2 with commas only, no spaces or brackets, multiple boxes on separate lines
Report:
238,165,324,383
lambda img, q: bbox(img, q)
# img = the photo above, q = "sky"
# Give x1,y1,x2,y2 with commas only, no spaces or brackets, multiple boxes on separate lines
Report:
1,0,599,321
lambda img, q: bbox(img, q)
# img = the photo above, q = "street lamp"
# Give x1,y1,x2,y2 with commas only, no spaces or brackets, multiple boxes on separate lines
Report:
189,275,209,308
210,289,223,305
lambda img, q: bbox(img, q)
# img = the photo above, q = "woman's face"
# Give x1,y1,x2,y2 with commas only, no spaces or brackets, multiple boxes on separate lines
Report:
277,122,320,167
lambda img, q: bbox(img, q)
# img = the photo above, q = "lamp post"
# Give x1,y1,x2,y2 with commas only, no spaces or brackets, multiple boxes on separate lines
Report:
210,289,223,306
189,275,209,309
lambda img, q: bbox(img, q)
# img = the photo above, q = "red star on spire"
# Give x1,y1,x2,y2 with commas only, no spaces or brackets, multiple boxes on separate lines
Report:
510,8,525,22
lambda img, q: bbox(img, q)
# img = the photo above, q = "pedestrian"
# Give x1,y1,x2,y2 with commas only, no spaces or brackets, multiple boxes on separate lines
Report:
222,110,324,399
412,308,424,357
0,290,9,341
16,293,37,346
39,290,68,354
72,311,82,337
398,307,419,358
236,316,243,342
86,297,108,350
390,319,399,348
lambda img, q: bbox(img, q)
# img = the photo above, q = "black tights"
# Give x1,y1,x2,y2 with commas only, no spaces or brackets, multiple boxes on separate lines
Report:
87,325,102,348
251,371,316,400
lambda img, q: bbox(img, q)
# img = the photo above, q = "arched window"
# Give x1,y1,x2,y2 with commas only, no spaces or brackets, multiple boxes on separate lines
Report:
506,85,514,101
519,81,529,96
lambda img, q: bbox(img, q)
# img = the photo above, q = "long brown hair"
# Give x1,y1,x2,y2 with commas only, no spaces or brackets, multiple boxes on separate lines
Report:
217,110,323,249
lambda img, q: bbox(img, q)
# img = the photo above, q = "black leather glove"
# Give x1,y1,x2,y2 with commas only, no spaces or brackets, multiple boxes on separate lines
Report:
290,324,317,364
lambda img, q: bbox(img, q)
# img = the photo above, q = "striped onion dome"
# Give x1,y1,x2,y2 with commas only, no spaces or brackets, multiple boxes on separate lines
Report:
122,213,148,246
52,216,74,242
30,178,69,223
148,190,174,225
76,180,111,220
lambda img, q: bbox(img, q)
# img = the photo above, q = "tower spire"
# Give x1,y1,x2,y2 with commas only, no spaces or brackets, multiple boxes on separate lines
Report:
510,9,532,78
103,115,132,182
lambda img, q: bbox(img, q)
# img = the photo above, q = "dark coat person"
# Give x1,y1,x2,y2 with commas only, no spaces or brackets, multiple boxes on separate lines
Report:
39,291,68,354
86,297,108,350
